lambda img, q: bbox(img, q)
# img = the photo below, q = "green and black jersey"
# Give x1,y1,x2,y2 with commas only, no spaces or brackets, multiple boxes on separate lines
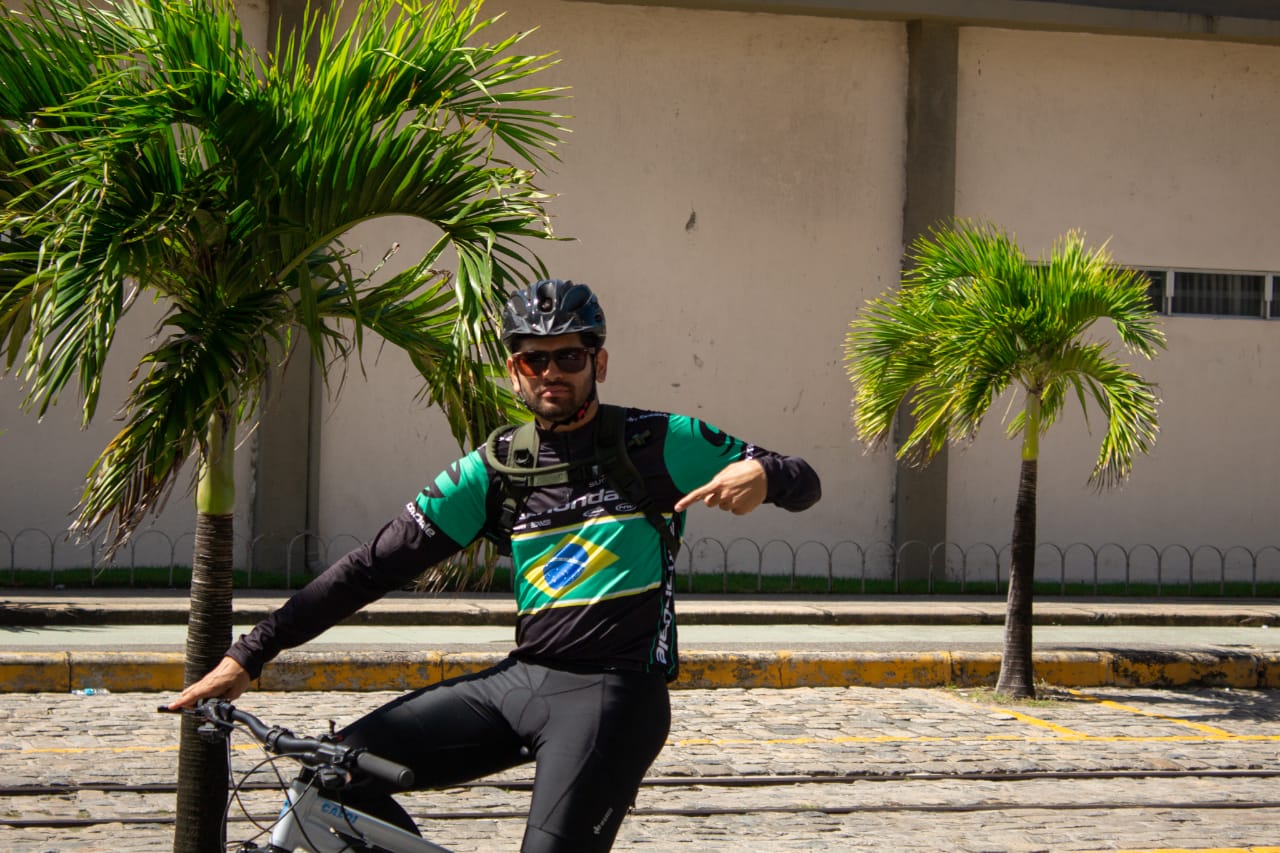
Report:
228,407,821,681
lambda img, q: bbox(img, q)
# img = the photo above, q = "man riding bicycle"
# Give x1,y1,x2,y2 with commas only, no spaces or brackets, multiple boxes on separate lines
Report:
170,279,821,852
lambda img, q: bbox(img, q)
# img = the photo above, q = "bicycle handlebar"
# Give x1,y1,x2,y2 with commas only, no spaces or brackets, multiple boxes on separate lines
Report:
160,699,415,788
353,750,416,788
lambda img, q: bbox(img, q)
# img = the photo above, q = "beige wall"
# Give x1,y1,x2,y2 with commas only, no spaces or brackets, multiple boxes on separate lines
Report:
315,1,907,569
950,27,1280,563
5,2,1280,578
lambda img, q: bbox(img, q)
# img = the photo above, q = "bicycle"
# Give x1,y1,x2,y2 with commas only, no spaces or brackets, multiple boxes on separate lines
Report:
163,699,451,852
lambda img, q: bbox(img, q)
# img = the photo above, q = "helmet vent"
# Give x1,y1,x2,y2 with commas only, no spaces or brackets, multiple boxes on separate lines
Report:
501,279,606,351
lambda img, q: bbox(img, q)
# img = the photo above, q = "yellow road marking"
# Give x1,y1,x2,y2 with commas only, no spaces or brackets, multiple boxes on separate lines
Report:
976,734,1280,742
17,743,257,755
664,733,1280,747
984,705,1092,738
1068,689,1239,737
671,735,948,746
19,730,1280,756
1108,848,1280,853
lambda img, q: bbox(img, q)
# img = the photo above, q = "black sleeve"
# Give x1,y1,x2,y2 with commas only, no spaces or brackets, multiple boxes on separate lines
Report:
755,453,822,512
226,506,467,679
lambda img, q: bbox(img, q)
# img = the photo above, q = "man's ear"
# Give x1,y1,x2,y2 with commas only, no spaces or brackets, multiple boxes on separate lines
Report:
595,348,608,382
506,355,520,387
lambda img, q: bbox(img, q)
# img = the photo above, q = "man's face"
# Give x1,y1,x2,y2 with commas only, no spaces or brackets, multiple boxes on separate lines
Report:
506,332,608,427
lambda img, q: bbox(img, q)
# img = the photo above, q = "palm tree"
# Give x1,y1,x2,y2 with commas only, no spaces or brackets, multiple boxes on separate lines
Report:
0,0,564,848
845,220,1164,698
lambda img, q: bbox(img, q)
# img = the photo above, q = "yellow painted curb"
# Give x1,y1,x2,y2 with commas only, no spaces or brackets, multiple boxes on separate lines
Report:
678,652,782,688
1259,653,1280,689
439,652,506,682
70,652,184,692
260,651,448,692
1033,650,1115,688
0,652,69,692
949,652,1002,686
778,651,952,688
1,650,1277,692
1110,650,1263,688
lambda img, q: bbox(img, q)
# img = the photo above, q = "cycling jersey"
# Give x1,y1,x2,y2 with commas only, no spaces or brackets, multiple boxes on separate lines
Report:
227,407,820,680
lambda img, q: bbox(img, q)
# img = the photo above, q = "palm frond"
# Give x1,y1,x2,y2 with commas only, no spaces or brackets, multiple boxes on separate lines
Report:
846,219,1163,485
1041,342,1160,487
2,0,566,550
76,286,289,545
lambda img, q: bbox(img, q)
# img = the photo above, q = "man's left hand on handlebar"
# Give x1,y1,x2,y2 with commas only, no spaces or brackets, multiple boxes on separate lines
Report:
166,656,252,711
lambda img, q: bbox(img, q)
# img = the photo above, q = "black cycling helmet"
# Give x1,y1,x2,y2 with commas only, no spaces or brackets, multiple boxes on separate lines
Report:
500,279,606,351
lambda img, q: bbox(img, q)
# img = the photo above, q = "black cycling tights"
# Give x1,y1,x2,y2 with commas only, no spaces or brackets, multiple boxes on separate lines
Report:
335,658,671,852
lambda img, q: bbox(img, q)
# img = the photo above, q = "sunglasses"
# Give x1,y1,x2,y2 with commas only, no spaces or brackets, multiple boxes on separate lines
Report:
511,346,596,378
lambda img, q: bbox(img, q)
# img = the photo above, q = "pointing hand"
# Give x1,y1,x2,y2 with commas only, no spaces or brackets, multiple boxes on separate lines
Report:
674,459,767,515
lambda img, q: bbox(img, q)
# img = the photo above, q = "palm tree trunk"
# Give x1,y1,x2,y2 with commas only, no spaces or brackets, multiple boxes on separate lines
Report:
174,414,235,852
996,455,1038,698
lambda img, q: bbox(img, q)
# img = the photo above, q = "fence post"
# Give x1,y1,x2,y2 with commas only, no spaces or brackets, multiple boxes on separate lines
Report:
1190,545,1224,597
13,529,56,587
725,538,764,593
1064,542,1098,596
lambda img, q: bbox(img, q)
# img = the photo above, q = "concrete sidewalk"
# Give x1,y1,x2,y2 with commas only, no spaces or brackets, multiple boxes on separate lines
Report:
3,589,1279,693
6,587,1280,625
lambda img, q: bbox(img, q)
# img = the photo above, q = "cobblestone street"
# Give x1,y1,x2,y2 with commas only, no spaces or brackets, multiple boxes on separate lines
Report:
4,685,1279,851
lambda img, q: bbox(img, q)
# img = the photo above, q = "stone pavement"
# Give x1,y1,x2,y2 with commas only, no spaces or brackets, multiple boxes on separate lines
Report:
3,685,1280,852
4,591,1280,850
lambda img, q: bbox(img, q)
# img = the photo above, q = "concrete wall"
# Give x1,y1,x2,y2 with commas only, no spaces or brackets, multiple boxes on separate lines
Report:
950,27,1280,570
316,1,906,572
3,0,1280,582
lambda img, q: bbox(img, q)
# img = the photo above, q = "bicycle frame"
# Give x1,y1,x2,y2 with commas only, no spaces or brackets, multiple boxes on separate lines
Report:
266,775,452,853
162,700,450,852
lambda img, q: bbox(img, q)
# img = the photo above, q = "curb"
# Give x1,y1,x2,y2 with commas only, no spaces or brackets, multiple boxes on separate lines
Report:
5,602,1280,628
5,648,1278,693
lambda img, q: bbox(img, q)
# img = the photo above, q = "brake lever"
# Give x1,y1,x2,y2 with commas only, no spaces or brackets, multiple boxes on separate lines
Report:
155,703,236,742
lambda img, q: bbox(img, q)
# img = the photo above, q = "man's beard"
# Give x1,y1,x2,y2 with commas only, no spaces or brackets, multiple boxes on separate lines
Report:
525,381,590,423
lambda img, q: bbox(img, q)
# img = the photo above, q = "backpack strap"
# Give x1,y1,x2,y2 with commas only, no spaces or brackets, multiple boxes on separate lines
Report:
483,421,565,553
594,405,682,560
483,406,681,560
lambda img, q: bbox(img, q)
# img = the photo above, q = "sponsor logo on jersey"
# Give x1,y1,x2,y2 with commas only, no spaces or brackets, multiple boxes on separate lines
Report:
524,534,619,598
549,487,620,515
405,503,437,538
653,568,676,665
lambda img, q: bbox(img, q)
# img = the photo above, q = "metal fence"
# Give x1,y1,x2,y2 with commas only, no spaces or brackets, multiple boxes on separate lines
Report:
1,527,359,589
677,538,1280,596
4,526,1280,596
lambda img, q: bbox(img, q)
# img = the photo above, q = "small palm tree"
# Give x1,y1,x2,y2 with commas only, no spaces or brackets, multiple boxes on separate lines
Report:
845,220,1164,698
0,0,564,848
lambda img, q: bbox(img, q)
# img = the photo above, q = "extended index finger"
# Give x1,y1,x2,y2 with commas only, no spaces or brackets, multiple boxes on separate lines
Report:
674,482,714,512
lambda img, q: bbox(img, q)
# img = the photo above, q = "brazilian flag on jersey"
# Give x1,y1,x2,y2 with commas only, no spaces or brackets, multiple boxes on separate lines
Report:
511,513,666,616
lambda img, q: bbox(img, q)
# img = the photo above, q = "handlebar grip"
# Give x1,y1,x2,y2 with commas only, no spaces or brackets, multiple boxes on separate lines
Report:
353,750,415,788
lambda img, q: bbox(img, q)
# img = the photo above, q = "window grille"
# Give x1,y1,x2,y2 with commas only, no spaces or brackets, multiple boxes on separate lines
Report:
1139,268,1277,319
